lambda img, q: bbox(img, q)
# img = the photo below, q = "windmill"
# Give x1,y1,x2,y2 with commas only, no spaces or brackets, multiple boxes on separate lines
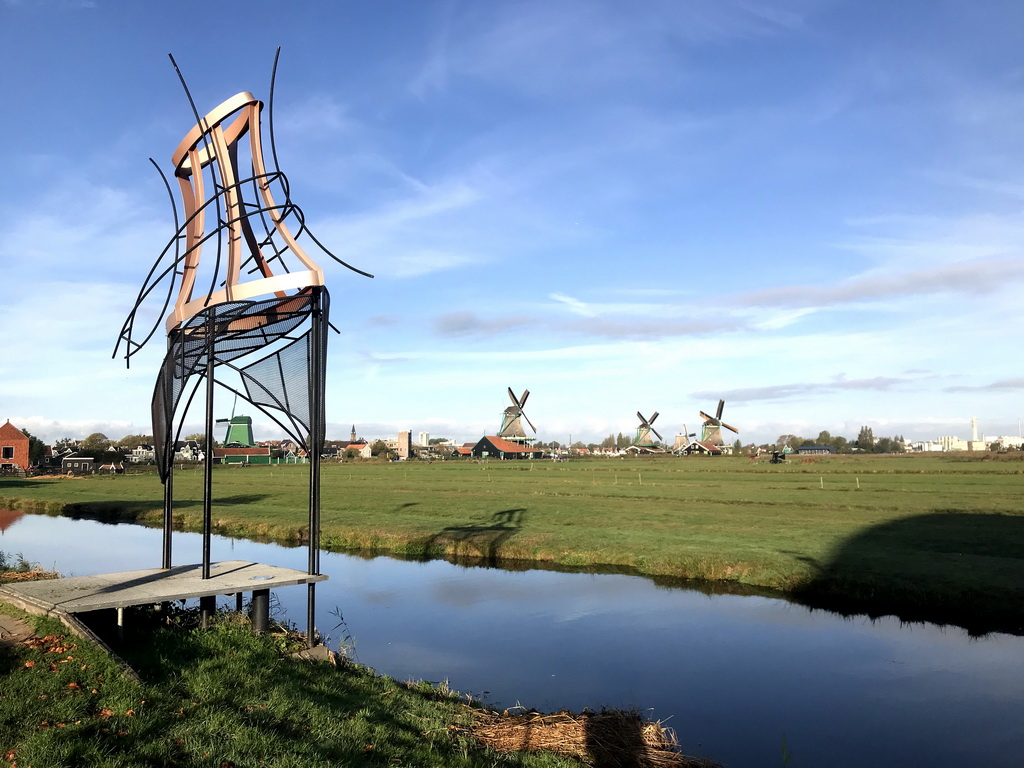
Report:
673,423,697,453
634,411,663,449
498,388,536,443
216,395,255,447
700,400,738,447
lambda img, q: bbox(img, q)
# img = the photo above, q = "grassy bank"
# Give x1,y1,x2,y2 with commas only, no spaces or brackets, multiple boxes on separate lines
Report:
2,453,1024,632
0,604,591,768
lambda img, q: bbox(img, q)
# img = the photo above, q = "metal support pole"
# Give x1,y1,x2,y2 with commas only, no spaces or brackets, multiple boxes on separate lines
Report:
162,333,177,571
306,290,323,647
162,469,173,569
117,607,125,642
235,592,243,612
250,589,270,633
200,595,216,629
202,312,214,580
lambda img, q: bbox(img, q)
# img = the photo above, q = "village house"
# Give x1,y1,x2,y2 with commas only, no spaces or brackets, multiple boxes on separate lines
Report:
797,445,836,456
676,440,723,456
471,436,545,460
0,421,30,475
62,455,96,475
127,444,156,463
214,445,272,465
0,420,30,474
173,440,204,462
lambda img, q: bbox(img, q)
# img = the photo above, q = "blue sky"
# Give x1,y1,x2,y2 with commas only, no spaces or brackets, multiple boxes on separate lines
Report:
2,0,1023,446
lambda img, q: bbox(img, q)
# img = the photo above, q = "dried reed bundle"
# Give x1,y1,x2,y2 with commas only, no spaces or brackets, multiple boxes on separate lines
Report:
0,569,57,582
460,708,720,768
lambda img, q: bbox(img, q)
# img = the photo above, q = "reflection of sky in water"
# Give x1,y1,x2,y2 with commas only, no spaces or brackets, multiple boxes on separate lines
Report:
3,513,1023,768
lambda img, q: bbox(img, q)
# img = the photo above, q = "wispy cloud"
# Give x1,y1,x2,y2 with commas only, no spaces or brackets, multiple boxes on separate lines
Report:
549,293,595,317
277,93,359,139
693,376,908,403
411,0,810,97
734,256,1024,309
946,378,1024,393
434,311,535,337
316,179,487,279
564,317,746,340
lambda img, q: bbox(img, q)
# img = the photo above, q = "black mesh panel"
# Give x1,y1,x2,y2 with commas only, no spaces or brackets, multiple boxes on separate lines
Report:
151,288,328,481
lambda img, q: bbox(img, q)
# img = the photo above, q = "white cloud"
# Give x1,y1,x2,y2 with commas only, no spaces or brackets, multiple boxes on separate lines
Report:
548,293,595,317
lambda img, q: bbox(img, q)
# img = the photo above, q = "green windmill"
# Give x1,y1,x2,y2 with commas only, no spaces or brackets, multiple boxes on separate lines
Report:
217,415,255,447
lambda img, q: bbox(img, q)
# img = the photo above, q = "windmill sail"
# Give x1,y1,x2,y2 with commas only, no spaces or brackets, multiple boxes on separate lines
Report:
499,388,535,441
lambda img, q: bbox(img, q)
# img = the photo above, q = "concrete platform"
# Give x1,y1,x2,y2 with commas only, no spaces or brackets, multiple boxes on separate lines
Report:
0,560,327,615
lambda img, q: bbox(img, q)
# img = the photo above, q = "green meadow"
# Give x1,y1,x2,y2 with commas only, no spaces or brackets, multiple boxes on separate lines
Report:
3,453,1023,632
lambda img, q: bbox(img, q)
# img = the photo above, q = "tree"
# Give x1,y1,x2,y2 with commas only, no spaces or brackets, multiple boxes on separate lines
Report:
185,433,222,447
732,439,743,454
370,440,389,458
874,436,905,454
81,432,110,451
428,437,449,445
775,434,803,451
20,429,46,466
855,426,875,452
116,434,152,451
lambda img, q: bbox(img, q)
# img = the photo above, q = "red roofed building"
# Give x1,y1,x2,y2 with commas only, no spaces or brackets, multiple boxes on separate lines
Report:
471,436,544,460
677,440,722,456
214,446,271,465
0,420,30,473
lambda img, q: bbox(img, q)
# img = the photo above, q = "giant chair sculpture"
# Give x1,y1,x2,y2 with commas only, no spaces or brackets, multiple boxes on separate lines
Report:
115,52,370,644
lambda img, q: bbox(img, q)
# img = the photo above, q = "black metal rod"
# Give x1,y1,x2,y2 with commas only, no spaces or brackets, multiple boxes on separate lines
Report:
200,595,216,629
251,589,270,633
162,470,173,569
306,290,323,647
202,311,214,579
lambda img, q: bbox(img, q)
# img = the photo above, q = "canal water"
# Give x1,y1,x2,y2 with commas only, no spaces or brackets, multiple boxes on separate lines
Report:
3,512,1022,767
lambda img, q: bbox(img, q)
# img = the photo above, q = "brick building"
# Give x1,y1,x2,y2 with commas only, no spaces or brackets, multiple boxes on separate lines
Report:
0,420,30,473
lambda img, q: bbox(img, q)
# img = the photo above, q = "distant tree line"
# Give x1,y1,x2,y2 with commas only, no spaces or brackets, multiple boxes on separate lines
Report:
771,426,905,454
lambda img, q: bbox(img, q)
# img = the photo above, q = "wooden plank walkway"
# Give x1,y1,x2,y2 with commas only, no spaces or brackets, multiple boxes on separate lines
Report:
0,561,326,615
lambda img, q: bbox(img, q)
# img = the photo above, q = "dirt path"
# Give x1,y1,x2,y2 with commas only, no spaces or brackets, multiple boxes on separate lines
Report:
0,611,35,647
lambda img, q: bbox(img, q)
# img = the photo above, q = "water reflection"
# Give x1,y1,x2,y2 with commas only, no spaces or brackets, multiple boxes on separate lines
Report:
0,509,24,534
2,513,1023,768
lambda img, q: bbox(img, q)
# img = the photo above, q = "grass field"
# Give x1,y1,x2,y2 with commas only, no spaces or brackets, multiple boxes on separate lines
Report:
2,453,1023,633
0,605,586,768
